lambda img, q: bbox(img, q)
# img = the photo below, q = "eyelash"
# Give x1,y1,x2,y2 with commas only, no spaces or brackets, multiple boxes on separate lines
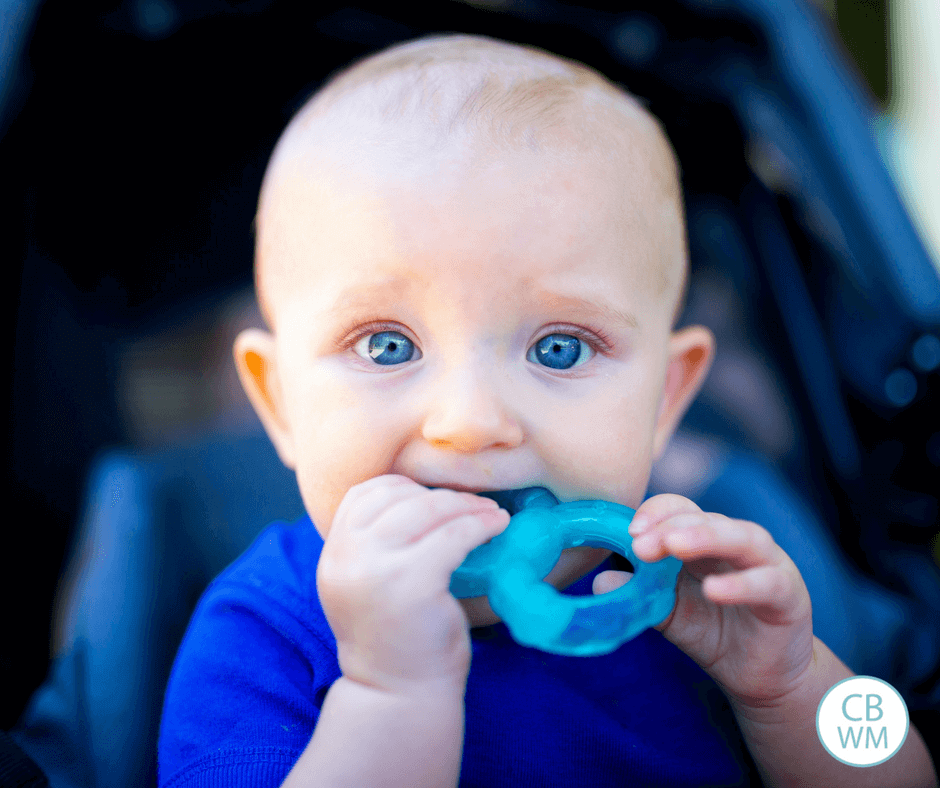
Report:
540,324,614,356
338,320,415,353
337,320,614,361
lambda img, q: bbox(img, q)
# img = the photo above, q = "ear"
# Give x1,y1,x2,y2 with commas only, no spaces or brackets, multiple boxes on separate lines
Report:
233,328,296,470
652,325,715,460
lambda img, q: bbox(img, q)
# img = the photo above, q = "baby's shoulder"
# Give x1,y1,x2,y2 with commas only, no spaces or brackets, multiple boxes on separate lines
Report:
198,514,334,650
217,514,323,590
160,516,338,786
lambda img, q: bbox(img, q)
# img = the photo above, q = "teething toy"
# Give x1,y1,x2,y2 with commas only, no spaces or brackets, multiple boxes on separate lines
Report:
449,487,682,657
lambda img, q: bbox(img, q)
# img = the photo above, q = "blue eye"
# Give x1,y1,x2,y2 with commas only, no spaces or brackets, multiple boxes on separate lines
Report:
354,330,419,365
528,334,593,370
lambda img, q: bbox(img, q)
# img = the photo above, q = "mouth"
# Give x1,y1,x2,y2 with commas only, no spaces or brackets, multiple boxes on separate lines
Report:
435,486,558,516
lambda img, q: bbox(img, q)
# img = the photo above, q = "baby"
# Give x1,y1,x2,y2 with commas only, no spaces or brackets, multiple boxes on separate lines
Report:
158,35,936,787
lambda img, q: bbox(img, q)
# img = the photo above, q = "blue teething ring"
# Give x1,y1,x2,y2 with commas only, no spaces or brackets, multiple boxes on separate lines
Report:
449,488,682,656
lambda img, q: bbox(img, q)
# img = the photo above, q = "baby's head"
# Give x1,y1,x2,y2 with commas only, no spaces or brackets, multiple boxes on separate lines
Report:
235,35,713,596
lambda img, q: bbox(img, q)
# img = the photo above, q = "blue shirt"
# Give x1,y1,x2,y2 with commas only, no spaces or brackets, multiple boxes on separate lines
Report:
158,514,759,787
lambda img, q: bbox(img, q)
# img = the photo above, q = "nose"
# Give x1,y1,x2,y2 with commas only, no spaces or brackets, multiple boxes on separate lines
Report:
421,364,524,453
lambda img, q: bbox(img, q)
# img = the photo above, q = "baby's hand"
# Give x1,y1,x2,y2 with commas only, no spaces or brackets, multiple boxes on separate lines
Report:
595,494,815,711
317,475,510,696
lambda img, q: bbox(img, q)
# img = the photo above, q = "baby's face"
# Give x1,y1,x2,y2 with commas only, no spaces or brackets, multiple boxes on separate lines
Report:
242,131,712,621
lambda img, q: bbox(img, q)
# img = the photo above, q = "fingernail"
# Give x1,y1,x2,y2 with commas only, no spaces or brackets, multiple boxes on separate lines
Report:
632,534,653,553
471,495,499,507
629,515,648,536
482,508,510,525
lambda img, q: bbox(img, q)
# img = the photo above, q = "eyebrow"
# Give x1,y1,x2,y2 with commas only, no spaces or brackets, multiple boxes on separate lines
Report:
324,279,639,330
323,278,415,319
533,290,639,330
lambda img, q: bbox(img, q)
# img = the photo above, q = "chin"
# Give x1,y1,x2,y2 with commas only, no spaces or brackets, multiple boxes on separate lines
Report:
459,546,611,629
544,545,612,589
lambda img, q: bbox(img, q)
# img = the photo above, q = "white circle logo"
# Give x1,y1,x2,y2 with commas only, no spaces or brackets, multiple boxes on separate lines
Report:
816,676,909,767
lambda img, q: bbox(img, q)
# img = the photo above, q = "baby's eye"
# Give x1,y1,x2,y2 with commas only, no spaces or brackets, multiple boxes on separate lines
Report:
527,333,594,370
353,330,420,366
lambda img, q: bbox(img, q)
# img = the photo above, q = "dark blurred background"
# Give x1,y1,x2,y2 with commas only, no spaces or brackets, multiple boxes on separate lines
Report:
4,0,938,732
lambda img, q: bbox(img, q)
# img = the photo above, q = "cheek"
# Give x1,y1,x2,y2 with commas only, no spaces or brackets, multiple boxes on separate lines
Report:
287,369,410,533
543,374,661,505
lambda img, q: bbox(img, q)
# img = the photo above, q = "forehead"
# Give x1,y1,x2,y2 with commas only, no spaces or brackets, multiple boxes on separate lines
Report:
255,46,684,326
258,131,681,327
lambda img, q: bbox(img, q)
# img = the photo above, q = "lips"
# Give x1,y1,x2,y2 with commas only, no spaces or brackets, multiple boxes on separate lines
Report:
425,485,557,515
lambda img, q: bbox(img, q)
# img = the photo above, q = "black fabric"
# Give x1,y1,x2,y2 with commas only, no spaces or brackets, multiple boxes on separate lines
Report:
0,730,50,788
910,710,940,778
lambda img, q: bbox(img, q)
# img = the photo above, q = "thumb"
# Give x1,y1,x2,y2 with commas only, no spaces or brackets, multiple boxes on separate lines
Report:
593,569,633,595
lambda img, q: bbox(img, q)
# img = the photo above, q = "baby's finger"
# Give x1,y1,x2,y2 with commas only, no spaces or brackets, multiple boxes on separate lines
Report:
629,494,703,537
592,569,634,595
634,512,781,571
333,475,419,530
702,565,808,623
373,488,503,546
410,506,511,581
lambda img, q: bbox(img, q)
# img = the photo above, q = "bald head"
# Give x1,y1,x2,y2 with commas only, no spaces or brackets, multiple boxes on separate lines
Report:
255,34,687,330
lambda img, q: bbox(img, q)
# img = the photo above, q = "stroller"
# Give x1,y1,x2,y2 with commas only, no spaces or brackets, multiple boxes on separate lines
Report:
9,0,940,785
